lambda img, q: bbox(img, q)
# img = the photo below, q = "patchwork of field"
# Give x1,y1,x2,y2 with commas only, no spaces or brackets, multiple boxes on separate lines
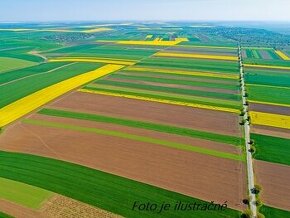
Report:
243,45,290,216
0,22,289,218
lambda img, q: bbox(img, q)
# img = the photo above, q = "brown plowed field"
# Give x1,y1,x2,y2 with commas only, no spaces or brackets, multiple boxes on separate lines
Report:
251,125,290,139
0,120,246,210
105,77,238,94
250,103,290,116
254,160,290,210
49,91,241,136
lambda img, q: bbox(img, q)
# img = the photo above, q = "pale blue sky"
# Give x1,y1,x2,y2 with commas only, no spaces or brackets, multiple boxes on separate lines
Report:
1,0,290,22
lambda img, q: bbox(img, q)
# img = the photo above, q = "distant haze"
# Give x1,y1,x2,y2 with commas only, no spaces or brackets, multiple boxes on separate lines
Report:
1,0,290,22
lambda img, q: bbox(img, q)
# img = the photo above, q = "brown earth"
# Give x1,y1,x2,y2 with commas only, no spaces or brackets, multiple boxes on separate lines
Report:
40,195,122,218
251,125,290,139
0,120,246,210
28,113,240,154
250,103,290,116
0,195,121,218
104,77,238,94
254,160,290,210
0,200,38,218
49,91,241,136
119,71,237,85
259,50,272,60
164,47,236,56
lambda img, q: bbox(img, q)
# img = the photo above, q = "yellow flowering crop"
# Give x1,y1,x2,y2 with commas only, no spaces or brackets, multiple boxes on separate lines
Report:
250,111,290,130
275,50,290,61
0,64,124,127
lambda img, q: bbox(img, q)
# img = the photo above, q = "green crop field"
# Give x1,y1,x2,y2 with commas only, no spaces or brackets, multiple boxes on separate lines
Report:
0,19,289,218
0,151,240,218
252,134,290,166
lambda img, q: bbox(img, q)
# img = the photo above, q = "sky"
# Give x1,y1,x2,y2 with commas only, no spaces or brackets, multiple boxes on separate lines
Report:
0,0,290,22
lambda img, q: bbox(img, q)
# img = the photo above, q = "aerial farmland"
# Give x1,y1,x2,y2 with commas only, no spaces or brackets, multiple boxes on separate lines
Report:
0,2,290,218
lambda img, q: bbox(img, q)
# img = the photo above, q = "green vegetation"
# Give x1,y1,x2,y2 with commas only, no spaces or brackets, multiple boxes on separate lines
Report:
0,177,53,209
39,108,242,145
259,205,290,218
0,62,102,107
45,45,157,60
0,151,240,218
0,57,37,73
245,69,290,87
252,134,290,165
0,62,66,84
0,211,13,218
248,85,290,105
23,119,244,161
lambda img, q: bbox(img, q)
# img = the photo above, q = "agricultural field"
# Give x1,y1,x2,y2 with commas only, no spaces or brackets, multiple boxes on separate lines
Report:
0,21,289,218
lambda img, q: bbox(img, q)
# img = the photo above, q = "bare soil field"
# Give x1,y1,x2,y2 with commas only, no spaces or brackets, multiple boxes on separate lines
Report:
251,125,290,139
254,160,290,210
106,77,238,94
0,195,120,218
0,119,246,210
250,103,290,116
50,91,241,136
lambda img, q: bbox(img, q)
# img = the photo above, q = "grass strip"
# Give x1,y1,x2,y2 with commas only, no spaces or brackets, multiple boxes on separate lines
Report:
39,108,242,145
23,119,244,161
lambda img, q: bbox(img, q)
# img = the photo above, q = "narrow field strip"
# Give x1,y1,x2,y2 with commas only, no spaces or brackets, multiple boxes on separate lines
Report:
125,66,238,79
86,83,241,109
274,50,290,61
0,64,124,127
244,64,290,70
0,151,240,218
155,52,238,61
23,119,244,161
116,40,181,46
0,177,53,209
79,88,240,113
93,80,240,101
248,83,290,90
177,44,237,50
250,111,290,130
107,74,238,91
248,100,290,108
49,58,135,66
39,108,242,145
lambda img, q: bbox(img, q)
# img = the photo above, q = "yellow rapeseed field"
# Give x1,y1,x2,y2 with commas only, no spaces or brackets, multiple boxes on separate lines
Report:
82,27,112,33
79,89,240,114
274,50,290,61
0,64,124,127
145,35,153,39
116,40,180,46
250,111,290,129
154,52,238,61
125,66,238,79
49,57,135,66
244,64,290,70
